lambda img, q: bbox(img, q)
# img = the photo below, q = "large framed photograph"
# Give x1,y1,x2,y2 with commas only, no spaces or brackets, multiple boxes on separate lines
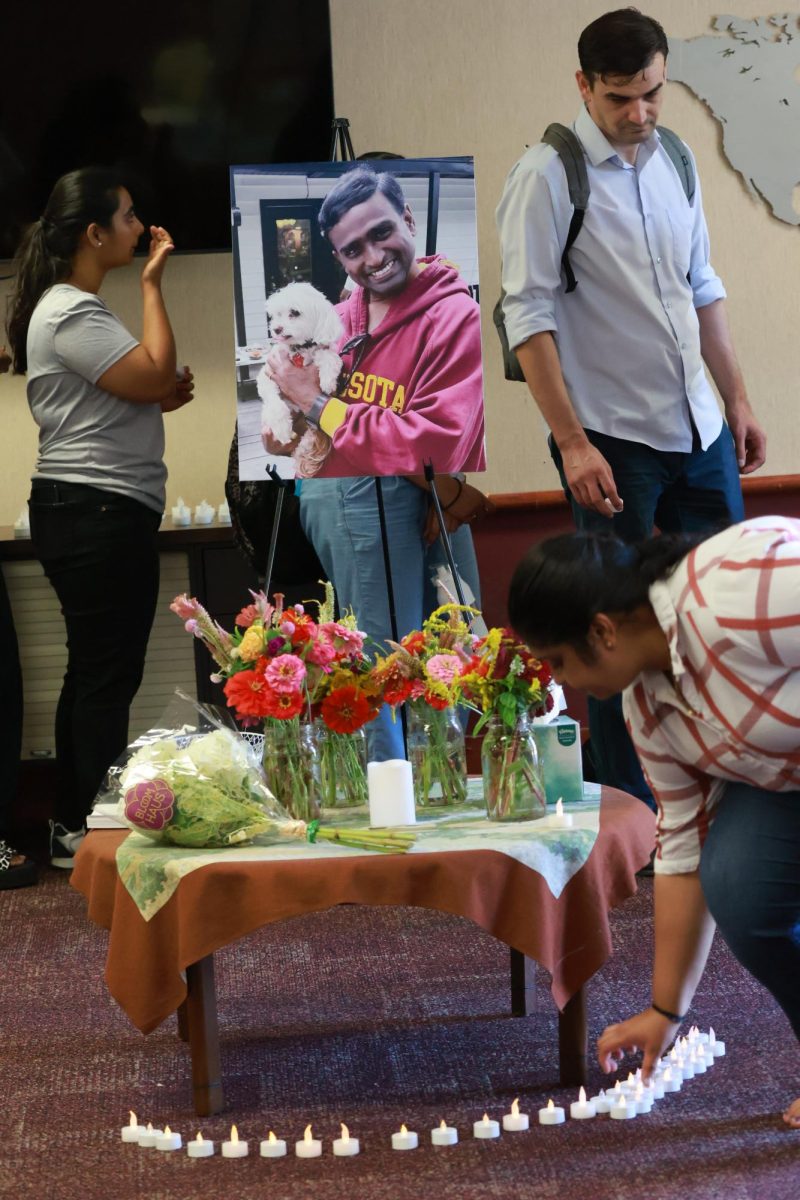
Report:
230,157,485,481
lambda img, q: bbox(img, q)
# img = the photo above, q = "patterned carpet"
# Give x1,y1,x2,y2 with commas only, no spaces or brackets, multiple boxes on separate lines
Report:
2,869,798,1200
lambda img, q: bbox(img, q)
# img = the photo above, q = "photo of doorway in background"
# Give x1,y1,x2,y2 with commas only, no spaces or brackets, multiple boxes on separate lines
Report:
229,157,486,481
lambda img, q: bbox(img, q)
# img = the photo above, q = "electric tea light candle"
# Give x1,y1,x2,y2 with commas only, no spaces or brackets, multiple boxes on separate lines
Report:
187,1132,214,1158
138,1123,163,1147
333,1124,360,1157
502,1099,530,1131
610,1094,637,1120
538,1099,565,1126
260,1131,287,1158
473,1113,501,1139
296,1124,322,1158
222,1125,249,1158
570,1088,597,1120
545,797,574,828
431,1120,458,1146
121,1111,146,1143
156,1125,182,1151
391,1124,419,1150
708,1028,726,1057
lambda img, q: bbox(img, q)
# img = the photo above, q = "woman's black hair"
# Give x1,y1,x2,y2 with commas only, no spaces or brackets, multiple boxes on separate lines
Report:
5,167,124,373
508,529,706,652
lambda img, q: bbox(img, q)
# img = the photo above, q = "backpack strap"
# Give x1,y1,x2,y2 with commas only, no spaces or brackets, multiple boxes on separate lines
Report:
657,126,696,204
541,123,590,293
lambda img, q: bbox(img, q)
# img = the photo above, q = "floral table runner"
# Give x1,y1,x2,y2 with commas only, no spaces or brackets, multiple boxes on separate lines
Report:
116,783,602,922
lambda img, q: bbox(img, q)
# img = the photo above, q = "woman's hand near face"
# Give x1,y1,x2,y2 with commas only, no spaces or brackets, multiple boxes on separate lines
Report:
141,226,174,287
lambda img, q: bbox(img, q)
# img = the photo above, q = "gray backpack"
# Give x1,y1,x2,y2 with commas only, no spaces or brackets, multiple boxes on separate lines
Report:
494,123,696,382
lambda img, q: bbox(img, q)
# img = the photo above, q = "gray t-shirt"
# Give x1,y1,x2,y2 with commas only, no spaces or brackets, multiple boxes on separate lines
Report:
26,284,166,512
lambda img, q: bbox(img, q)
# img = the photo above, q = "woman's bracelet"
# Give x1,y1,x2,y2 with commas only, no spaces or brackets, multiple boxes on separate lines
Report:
650,1001,686,1024
441,479,463,512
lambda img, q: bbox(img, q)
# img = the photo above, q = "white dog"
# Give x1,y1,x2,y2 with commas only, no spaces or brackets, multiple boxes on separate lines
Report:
257,281,343,478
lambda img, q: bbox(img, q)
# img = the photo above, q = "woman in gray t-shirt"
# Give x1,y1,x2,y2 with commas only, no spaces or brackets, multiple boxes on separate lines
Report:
5,167,193,867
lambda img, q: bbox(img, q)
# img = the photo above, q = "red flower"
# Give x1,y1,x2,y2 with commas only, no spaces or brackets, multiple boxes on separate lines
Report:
383,678,415,706
235,603,259,629
262,689,305,720
223,669,272,718
321,685,375,733
422,689,450,711
401,630,426,655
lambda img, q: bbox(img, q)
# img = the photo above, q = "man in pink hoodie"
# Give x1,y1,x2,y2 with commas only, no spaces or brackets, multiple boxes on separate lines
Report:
266,166,489,759
268,167,485,477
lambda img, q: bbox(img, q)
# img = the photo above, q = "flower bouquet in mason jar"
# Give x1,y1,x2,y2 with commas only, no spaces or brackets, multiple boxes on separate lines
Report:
372,604,476,808
459,629,554,821
170,589,412,853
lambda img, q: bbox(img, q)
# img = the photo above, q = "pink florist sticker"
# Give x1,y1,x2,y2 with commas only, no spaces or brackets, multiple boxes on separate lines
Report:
124,779,175,831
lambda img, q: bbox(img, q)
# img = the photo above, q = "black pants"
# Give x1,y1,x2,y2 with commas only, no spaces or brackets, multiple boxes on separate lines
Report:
0,566,23,842
29,481,161,830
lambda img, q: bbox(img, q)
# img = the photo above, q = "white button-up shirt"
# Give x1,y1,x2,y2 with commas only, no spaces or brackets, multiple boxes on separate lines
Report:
496,106,727,451
622,517,800,874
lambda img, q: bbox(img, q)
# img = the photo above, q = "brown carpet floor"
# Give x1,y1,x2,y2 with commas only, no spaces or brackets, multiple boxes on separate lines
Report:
1,868,798,1200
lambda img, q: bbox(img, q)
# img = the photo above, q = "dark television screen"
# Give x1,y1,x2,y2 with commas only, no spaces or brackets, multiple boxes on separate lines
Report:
0,0,334,257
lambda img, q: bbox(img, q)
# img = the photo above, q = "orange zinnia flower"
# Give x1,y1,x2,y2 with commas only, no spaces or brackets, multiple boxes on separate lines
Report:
321,685,375,733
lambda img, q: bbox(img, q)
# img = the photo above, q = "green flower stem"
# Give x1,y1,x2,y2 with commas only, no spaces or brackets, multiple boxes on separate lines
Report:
408,703,467,808
319,730,368,807
261,716,320,822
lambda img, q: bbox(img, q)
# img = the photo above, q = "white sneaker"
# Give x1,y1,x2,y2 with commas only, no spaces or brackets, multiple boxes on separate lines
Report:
49,821,85,869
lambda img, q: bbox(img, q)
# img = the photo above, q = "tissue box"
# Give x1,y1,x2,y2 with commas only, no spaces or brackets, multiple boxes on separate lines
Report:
531,716,583,804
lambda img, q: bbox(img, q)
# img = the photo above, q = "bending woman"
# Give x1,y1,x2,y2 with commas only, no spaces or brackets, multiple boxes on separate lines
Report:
6,167,193,867
508,515,800,1128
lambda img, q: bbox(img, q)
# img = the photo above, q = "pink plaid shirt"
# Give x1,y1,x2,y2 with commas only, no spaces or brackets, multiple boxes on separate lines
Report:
622,517,800,874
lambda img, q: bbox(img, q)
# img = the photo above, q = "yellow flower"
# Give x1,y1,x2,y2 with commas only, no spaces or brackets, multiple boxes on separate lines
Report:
238,624,266,663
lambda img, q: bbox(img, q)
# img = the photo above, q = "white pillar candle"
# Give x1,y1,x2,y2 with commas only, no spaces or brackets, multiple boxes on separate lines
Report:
502,1098,530,1131
431,1120,458,1146
569,1087,597,1120
632,1085,653,1115
473,1113,501,1139
332,1124,360,1157
593,1090,614,1114
391,1124,418,1150
609,1094,637,1120
187,1132,214,1158
121,1111,146,1143
222,1125,249,1158
708,1029,726,1057
171,498,191,526
368,760,416,827
295,1124,322,1158
138,1123,163,1147
156,1125,182,1151
260,1131,287,1158
538,1099,565,1126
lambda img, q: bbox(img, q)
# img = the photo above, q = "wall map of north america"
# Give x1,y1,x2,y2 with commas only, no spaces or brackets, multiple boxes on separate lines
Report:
669,14,800,224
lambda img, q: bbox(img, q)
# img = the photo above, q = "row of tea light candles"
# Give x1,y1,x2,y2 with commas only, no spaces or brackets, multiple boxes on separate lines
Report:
121,1027,725,1155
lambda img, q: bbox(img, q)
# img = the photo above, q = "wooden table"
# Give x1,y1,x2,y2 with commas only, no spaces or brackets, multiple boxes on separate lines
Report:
72,788,654,1115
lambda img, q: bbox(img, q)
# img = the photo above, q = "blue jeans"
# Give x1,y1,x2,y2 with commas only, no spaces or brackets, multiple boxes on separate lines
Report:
299,476,481,760
700,784,800,1041
28,481,161,830
549,425,744,808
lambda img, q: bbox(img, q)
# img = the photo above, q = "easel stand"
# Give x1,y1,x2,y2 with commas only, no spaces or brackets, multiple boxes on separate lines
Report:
264,466,295,597
424,461,467,609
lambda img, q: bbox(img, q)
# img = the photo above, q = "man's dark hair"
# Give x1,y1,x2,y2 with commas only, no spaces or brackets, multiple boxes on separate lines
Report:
578,8,668,83
318,167,406,239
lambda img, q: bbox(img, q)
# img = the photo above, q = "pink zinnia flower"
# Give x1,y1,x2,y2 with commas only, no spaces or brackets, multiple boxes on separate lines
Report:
319,622,365,658
264,653,306,694
426,653,461,686
306,639,337,669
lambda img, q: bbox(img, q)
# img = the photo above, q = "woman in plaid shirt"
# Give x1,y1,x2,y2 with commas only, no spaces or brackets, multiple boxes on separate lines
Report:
509,516,800,1128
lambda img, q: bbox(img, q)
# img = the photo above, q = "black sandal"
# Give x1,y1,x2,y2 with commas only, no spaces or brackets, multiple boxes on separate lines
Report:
0,839,37,890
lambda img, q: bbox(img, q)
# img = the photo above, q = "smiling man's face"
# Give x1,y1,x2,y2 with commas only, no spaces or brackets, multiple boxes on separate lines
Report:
327,191,419,298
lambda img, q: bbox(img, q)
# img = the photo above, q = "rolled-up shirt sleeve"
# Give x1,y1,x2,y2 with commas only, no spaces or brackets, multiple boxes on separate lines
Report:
496,149,572,351
686,154,726,310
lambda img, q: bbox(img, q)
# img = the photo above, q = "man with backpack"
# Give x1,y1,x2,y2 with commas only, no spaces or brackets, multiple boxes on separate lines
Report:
496,8,766,807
